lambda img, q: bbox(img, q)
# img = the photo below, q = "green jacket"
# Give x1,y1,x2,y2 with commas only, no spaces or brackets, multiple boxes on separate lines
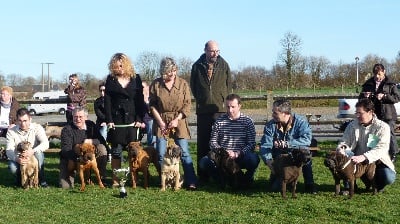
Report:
190,54,231,114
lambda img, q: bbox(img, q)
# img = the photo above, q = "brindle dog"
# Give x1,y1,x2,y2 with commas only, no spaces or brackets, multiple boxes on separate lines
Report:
273,148,312,199
16,141,39,189
127,141,161,189
324,151,376,199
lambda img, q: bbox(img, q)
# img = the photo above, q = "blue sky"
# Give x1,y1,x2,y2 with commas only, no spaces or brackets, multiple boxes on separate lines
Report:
1,0,399,82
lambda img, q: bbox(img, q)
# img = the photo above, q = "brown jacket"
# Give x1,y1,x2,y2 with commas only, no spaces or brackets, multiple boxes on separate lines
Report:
0,97,20,126
149,76,191,139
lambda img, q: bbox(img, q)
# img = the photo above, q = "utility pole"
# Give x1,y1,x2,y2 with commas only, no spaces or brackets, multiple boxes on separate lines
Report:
355,57,359,84
42,62,54,91
41,63,45,92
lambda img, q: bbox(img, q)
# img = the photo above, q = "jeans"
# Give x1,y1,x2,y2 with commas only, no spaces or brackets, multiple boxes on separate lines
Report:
99,125,108,143
8,151,45,185
375,167,396,190
199,151,260,185
269,159,315,192
156,137,197,186
144,119,156,146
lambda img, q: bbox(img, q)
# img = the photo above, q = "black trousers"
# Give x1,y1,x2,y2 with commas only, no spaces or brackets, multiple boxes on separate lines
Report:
196,112,225,181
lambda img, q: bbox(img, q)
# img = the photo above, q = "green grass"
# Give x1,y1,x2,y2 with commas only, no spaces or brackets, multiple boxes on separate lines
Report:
1,142,399,224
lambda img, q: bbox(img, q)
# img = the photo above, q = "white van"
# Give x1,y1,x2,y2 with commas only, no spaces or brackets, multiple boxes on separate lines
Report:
28,91,68,115
32,91,67,100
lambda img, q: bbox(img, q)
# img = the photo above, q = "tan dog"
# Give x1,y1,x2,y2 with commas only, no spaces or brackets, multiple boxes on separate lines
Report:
16,141,39,189
324,151,376,198
161,140,183,191
127,141,161,189
68,143,105,191
273,148,312,199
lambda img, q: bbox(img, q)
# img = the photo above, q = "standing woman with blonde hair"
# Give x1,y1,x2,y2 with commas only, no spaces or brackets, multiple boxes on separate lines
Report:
149,57,197,190
104,53,146,187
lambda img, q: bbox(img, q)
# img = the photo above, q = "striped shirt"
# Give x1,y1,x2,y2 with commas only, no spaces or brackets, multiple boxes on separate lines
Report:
209,113,256,155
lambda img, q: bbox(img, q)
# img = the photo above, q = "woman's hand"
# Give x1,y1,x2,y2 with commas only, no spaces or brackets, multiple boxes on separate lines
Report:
107,123,115,129
168,118,179,129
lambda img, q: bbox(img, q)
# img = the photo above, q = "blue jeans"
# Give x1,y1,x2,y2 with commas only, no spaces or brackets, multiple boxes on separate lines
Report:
156,137,197,186
375,166,396,190
145,119,156,146
99,125,107,143
8,151,45,185
199,151,260,184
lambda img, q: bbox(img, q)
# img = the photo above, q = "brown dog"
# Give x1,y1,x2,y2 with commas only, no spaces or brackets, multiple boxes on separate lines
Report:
68,143,105,191
273,148,311,199
324,151,376,198
16,141,39,189
161,141,183,191
127,141,161,189
208,148,244,189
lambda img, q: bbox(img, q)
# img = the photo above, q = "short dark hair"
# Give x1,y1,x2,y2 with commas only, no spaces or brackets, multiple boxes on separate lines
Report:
356,98,375,112
373,63,385,75
273,99,291,114
226,94,241,104
16,108,31,118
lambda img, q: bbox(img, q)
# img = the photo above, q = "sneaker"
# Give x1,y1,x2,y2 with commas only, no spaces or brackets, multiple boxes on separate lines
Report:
340,190,349,196
40,182,49,188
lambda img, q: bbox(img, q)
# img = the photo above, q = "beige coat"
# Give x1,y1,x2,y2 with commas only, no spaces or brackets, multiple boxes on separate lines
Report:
338,116,395,172
149,76,191,139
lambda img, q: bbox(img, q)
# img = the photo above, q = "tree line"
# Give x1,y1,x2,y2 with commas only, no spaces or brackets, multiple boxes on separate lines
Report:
2,32,400,98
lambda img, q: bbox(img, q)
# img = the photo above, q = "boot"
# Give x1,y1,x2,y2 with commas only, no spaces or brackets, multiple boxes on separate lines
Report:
111,158,121,188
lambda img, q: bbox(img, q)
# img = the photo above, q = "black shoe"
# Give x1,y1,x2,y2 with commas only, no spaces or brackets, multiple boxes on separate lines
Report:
304,184,318,194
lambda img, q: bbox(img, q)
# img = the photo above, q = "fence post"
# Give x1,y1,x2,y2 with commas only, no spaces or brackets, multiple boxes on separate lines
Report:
266,90,273,120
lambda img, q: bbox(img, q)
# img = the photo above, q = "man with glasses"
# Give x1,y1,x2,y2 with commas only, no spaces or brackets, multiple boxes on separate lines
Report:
59,107,108,189
190,40,232,184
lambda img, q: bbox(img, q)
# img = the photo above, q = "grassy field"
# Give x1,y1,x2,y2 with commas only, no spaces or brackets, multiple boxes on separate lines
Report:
0,142,399,224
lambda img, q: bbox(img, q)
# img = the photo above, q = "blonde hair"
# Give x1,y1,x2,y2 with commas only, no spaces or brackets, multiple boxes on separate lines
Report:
1,86,13,95
108,53,135,78
159,57,178,76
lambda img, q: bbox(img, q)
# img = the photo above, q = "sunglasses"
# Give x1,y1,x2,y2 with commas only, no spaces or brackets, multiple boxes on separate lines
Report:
100,89,105,92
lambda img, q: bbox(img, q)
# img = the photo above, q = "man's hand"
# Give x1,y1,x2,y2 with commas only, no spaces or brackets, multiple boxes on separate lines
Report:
226,150,240,159
274,140,288,149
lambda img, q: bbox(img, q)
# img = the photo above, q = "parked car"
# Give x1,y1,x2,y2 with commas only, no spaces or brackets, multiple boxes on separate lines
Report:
338,98,400,118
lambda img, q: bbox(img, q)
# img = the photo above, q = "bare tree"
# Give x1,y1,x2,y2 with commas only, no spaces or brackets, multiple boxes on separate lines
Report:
177,57,193,83
308,56,330,88
279,31,302,89
136,51,162,82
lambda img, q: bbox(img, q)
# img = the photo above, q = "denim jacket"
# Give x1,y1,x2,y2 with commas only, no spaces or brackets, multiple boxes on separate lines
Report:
259,113,312,163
